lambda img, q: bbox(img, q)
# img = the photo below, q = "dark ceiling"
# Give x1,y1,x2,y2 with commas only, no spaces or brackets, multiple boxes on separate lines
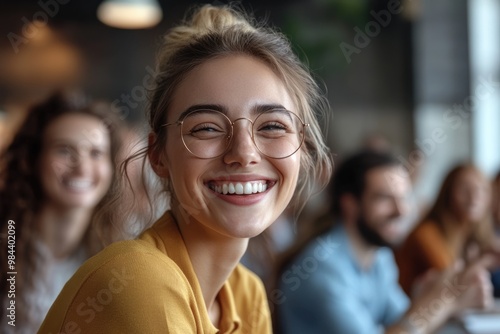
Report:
1,0,292,27
0,0,415,117
0,0,301,108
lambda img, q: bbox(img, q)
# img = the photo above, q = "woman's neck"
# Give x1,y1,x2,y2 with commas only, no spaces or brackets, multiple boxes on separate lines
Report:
444,217,473,258
38,204,93,260
171,206,248,327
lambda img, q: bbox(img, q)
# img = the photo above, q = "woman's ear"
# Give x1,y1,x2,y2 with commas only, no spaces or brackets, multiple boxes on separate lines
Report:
148,132,169,178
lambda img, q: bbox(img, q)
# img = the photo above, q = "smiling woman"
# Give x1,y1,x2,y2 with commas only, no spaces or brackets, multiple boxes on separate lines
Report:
39,4,333,333
0,92,123,334
396,163,496,295
39,113,113,209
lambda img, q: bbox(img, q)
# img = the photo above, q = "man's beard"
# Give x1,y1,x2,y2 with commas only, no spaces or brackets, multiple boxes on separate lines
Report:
357,215,391,248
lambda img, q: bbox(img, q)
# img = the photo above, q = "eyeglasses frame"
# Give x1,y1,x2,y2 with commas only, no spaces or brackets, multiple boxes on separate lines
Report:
162,108,309,159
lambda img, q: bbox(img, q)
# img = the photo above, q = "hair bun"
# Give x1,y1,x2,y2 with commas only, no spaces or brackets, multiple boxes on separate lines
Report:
188,5,254,33
163,5,254,53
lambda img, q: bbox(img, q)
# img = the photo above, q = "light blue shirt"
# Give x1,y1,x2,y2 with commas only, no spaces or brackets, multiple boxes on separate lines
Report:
277,224,409,334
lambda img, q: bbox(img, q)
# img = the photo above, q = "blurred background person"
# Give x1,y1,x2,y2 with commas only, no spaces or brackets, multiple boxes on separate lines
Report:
491,171,500,297
0,92,123,333
276,151,494,334
395,164,499,296
493,171,500,235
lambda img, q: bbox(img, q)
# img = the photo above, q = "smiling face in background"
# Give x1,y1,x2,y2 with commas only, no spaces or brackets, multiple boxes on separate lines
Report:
357,165,412,247
493,176,500,226
160,54,301,239
39,113,113,210
449,169,491,224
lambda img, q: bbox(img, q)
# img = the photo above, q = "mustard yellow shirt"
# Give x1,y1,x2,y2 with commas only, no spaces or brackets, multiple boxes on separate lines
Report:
38,212,272,334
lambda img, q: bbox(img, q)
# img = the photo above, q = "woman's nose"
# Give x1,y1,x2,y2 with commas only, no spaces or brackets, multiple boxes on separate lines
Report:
70,152,91,175
222,118,261,166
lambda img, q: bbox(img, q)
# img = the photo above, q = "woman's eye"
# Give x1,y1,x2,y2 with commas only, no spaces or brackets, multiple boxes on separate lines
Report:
260,122,287,131
190,122,223,133
55,146,72,156
91,149,104,158
191,124,220,133
188,123,227,139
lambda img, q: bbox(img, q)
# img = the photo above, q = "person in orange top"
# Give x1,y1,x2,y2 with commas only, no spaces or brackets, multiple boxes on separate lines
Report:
395,164,496,295
493,171,500,233
39,4,333,333
491,171,500,296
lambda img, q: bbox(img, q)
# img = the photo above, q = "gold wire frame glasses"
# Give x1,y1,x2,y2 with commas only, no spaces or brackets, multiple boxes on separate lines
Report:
163,108,308,159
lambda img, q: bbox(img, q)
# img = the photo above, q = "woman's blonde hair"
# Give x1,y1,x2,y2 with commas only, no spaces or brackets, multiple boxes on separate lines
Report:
149,4,332,211
104,4,333,235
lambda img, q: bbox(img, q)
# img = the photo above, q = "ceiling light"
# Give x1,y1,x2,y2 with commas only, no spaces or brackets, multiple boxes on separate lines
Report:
97,0,163,29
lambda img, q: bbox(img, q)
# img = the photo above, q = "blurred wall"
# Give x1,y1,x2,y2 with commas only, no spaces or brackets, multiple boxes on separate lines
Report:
2,0,498,208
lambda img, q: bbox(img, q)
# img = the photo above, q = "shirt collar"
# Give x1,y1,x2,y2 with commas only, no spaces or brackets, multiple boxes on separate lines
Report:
145,211,241,333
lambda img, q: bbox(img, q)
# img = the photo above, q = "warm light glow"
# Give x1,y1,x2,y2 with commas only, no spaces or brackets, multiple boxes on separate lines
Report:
97,0,163,29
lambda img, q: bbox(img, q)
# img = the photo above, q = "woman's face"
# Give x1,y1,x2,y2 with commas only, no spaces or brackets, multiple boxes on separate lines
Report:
159,54,301,238
493,177,500,226
39,113,113,210
449,169,490,223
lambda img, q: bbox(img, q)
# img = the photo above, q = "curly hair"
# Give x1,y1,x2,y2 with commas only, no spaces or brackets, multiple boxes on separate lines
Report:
0,92,122,329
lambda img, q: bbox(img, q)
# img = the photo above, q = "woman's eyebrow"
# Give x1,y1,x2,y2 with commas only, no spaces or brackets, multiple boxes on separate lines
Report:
48,137,110,148
176,103,288,120
253,104,287,115
178,104,227,119
48,138,78,146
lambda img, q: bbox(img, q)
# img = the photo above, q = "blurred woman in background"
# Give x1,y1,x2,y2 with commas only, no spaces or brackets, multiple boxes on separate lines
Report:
0,93,122,333
491,171,500,297
395,164,497,295
492,171,500,234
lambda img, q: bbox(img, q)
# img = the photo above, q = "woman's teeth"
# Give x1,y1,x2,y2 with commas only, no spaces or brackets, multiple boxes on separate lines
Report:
65,179,93,191
211,181,268,195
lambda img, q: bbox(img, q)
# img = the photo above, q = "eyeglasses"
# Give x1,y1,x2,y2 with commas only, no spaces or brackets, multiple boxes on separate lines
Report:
163,108,308,159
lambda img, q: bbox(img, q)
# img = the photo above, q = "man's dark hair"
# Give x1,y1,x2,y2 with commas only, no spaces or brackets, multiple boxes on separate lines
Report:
330,150,401,217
